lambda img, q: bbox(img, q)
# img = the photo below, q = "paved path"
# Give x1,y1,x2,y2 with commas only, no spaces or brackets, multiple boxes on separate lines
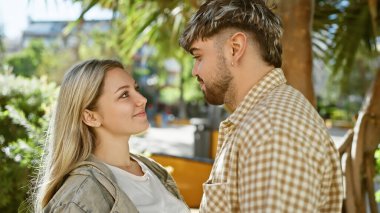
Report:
130,125,195,157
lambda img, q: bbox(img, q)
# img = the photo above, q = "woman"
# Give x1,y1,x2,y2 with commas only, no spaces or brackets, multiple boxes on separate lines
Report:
34,59,189,212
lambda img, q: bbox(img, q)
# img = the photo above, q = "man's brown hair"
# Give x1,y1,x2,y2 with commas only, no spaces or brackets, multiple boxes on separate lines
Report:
179,0,283,68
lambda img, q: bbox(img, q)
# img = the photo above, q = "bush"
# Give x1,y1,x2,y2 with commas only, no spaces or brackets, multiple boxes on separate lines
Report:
376,146,380,203
0,73,58,212
5,40,45,77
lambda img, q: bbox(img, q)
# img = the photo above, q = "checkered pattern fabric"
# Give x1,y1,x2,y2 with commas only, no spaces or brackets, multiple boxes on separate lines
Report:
199,68,344,213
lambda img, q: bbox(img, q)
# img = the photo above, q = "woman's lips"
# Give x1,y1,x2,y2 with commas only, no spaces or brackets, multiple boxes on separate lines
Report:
134,111,146,117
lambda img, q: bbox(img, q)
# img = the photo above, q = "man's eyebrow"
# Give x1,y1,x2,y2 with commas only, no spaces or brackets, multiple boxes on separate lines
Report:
189,47,200,55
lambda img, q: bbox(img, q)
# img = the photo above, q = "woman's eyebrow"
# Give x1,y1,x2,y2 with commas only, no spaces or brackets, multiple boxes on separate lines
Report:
114,85,130,94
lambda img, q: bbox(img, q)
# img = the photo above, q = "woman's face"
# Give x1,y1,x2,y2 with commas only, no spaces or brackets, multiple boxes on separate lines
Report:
94,67,149,137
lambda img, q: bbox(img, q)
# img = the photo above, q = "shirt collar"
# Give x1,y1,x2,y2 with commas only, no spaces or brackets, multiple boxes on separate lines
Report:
225,68,287,125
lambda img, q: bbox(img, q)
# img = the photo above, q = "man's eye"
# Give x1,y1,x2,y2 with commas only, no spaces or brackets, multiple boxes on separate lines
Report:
135,86,140,91
193,56,201,61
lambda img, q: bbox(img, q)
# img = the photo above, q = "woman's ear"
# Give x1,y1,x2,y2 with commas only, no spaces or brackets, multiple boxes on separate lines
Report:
229,32,248,65
82,109,101,128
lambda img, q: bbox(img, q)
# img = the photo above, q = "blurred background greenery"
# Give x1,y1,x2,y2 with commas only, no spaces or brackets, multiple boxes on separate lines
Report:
0,0,380,212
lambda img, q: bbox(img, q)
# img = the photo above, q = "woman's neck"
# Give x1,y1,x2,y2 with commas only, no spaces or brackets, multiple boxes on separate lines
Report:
92,135,133,167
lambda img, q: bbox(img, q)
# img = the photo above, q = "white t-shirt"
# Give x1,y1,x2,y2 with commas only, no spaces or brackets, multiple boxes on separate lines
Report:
105,158,189,213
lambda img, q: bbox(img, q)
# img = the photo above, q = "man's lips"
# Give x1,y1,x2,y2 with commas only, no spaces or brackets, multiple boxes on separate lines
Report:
199,82,205,90
199,81,206,90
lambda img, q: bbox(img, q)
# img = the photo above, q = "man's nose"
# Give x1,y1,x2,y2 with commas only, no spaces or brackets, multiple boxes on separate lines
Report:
192,62,199,77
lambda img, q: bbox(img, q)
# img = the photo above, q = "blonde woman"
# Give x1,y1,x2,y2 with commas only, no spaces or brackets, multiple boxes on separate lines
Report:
34,59,189,212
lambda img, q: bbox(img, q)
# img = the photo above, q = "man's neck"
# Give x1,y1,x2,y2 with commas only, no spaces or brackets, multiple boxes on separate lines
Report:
227,64,275,112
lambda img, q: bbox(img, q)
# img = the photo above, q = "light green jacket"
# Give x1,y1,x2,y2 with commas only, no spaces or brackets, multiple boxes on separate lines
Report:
43,153,187,212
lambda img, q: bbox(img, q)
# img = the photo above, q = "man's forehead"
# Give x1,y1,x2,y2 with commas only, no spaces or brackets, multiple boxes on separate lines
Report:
189,38,212,54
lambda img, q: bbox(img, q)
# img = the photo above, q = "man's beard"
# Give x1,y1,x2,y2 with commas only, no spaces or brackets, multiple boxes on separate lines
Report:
202,55,233,105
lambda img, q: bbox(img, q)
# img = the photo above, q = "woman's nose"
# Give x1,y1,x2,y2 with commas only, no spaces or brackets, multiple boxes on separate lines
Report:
135,92,147,106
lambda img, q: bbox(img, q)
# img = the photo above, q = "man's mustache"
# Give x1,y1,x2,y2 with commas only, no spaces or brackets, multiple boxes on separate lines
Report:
196,75,204,84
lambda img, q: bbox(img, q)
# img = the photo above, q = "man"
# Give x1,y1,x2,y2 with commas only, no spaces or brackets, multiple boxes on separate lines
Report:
179,0,344,212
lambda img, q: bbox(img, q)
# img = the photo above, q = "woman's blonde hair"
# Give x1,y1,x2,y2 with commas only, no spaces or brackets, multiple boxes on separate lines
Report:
34,59,124,211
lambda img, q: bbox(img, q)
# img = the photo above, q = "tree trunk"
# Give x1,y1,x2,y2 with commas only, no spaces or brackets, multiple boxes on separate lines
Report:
276,0,317,107
348,69,380,213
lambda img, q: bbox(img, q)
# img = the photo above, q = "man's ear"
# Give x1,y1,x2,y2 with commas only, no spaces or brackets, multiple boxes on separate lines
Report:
229,32,248,65
82,109,101,128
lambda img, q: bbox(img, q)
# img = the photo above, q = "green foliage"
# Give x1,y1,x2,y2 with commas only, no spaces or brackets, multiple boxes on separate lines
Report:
0,73,58,212
74,0,203,117
6,40,45,77
376,146,380,178
313,0,378,95
376,146,380,202
4,38,80,83
78,30,118,60
78,0,194,61
36,46,78,83
313,1,378,124
0,35,5,65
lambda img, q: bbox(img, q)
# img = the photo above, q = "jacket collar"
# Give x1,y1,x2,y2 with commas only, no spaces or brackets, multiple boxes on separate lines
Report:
71,153,184,207
70,154,139,212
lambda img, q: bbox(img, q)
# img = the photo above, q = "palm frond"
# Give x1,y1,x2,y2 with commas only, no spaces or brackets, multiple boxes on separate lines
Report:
313,0,378,85
72,0,195,61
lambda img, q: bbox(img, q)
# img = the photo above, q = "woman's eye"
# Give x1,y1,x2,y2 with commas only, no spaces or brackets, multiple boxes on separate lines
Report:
121,92,129,98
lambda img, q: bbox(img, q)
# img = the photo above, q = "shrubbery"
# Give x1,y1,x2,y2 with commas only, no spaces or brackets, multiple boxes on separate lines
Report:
5,40,45,77
0,73,58,212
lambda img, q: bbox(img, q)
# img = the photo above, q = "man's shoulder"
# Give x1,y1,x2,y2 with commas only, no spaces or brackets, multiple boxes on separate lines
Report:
264,84,310,108
257,84,319,120
239,84,325,133
240,84,299,120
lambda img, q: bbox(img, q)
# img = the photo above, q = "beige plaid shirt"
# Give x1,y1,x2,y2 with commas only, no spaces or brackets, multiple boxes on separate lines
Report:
200,68,344,213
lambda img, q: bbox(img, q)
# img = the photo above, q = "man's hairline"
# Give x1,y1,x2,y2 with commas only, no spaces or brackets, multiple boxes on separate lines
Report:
187,28,254,54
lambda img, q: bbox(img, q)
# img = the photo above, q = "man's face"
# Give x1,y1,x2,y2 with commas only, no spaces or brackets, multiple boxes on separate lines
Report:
190,38,233,105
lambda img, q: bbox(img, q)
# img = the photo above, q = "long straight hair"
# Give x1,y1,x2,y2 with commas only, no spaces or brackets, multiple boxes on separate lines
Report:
33,59,124,211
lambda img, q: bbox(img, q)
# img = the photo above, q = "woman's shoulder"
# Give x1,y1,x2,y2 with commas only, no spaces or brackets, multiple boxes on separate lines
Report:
43,165,114,212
